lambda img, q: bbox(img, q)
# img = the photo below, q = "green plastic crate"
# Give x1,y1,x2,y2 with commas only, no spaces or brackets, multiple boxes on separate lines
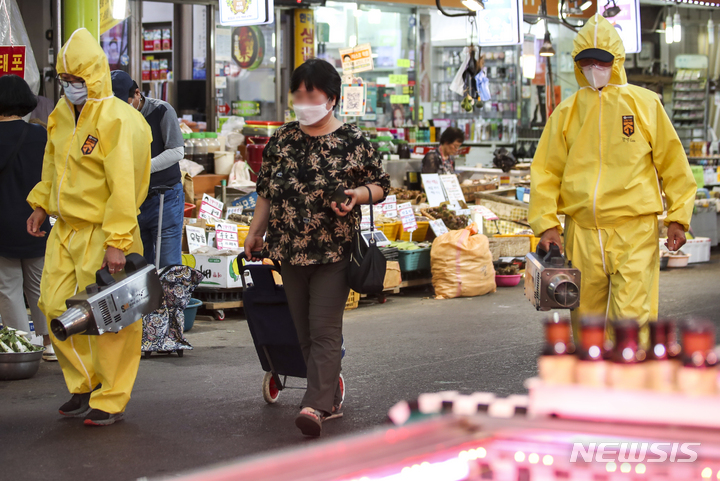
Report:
398,248,431,272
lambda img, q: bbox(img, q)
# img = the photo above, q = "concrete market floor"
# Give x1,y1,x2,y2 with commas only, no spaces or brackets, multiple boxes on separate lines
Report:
2,251,720,481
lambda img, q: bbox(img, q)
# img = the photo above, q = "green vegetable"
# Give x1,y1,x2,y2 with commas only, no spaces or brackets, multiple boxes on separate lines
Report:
0,327,42,353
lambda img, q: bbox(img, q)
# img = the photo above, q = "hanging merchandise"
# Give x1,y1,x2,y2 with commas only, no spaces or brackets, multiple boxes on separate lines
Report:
475,68,491,102
449,48,471,96
0,0,40,93
339,75,367,117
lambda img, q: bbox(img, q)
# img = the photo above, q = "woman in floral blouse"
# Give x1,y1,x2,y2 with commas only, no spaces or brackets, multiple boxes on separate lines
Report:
421,126,465,174
244,58,390,437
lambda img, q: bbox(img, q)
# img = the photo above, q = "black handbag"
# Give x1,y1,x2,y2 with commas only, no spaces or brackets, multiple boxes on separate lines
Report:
347,186,387,294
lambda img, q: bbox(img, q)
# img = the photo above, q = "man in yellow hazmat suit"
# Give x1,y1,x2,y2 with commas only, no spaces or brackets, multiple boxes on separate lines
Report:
26,28,152,426
529,14,696,342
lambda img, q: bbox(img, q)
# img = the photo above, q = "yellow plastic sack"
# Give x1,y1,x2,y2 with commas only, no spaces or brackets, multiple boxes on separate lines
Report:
431,225,496,299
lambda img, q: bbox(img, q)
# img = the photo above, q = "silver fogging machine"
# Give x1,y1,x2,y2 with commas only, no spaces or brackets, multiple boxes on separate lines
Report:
50,253,164,341
524,243,581,311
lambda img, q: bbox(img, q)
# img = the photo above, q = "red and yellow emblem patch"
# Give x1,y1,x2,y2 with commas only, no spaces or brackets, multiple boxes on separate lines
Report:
622,115,634,137
81,135,98,155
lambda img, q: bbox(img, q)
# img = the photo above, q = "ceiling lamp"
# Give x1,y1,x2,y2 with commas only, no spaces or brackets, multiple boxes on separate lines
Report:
602,0,621,18
580,0,593,10
539,32,556,57
673,12,682,43
665,15,674,44
462,0,485,11
709,18,715,45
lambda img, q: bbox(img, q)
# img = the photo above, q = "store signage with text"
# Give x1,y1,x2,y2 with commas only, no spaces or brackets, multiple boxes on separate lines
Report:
339,43,373,74
421,174,447,207
186,225,207,254
0,46,25,78
390,94,410,104
215,222,240,250
294,10,315,68
232,100,261,117
220,0,274,26
440,174,466,204
398,202,417,233
429,219,449,236
199,194,224,222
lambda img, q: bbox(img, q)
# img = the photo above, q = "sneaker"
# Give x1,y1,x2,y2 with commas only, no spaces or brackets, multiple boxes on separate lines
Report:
58,392,92,417
42,344,58,362
84,409,124,427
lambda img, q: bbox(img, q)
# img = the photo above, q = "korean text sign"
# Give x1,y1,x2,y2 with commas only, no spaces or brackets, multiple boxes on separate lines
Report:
0,46,25,78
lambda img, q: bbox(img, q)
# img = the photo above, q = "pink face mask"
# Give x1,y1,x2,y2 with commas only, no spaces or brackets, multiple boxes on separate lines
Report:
582,65,612,90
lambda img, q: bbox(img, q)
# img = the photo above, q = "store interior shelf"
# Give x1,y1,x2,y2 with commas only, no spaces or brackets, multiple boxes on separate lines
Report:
142,50,173,54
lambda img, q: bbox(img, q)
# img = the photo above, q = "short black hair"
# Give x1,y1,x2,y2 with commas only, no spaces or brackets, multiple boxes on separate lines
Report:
440,127,465,146
290,58,342,104
0,75,38,117
128,81,139,98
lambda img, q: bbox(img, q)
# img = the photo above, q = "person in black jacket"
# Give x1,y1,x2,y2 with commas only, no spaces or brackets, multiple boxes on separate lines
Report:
0,75,55,361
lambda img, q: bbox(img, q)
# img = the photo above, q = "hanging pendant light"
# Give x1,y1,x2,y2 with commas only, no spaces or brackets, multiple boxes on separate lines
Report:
673,12,682,43
539,32,556,57
709,18,715,45
665,15,674,44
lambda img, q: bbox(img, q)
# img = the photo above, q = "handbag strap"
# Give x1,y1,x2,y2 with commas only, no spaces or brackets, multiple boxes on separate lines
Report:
0,123,29,174
364,185,375,233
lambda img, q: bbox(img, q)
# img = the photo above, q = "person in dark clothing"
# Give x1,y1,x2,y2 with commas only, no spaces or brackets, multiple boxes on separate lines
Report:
110,70,185,268
0,75,55,360
421,127,465,174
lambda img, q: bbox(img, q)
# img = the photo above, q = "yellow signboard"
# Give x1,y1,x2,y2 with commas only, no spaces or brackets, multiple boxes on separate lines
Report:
294,9,315,68
99,0,128,35
390,94,410,104
397,58,411,68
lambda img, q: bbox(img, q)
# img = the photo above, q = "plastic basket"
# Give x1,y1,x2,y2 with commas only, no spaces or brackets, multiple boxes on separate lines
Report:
345,290,360,310
398,248,431,272
184,203,196,217
183,298,203,332
375,222,401,241
399,221,429,242
238,225,250,246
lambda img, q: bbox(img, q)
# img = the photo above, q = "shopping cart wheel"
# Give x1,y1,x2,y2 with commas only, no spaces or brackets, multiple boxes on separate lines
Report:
214,309,225,321
339,373,346,404
177,350,184,357
262,372,280,404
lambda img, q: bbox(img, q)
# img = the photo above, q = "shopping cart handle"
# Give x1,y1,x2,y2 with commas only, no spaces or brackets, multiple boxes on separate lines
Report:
236,252,281,272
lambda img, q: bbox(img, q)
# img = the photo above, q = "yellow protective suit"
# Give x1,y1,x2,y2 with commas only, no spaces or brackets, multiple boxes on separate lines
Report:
27,28,152,414
529,14,696,342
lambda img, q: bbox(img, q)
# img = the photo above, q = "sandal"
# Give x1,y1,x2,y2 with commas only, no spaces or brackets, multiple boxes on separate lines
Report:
295,407,324,437
324,403,343,421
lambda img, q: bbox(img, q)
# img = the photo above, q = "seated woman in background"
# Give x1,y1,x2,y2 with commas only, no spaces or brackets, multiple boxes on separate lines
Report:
421,127,464,175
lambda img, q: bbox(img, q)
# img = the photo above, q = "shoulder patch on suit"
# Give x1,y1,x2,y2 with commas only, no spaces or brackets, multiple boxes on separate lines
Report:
622,115,634,137
81,135,98,155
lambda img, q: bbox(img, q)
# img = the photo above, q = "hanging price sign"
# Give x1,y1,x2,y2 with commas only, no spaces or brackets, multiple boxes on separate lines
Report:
0,46,26,78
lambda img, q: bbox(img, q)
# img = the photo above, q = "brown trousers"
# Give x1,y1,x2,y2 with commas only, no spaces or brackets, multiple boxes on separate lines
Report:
281,258,349,414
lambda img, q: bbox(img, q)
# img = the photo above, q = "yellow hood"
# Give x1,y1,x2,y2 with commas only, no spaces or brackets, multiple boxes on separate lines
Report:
57,28,113,100
572,14,627,88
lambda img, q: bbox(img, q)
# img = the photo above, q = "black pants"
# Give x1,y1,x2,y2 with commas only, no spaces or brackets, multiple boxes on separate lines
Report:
281,258,350,414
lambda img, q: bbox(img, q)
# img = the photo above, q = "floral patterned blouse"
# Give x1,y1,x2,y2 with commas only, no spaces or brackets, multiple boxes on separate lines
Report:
256,122,390,266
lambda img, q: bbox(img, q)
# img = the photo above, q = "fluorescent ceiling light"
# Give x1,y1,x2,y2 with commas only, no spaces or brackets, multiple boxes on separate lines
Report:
112,0,127,20
580,1,593,10
462,0,485,12
673,12,682,43
665,15,674,44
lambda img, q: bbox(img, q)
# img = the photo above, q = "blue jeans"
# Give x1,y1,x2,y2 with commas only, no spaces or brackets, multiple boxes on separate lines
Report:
138,182,184,268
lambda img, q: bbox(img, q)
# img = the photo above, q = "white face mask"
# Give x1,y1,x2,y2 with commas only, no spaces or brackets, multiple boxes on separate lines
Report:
64,84,88,105
582,65,612,90
294,99,333,126
131,96,142,111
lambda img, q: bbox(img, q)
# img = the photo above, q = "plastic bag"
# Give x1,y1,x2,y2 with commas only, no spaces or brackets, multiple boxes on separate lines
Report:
0,0,40,94
220,116,246,152
228,160,256,190
179,158,204,177
431,225,496,299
